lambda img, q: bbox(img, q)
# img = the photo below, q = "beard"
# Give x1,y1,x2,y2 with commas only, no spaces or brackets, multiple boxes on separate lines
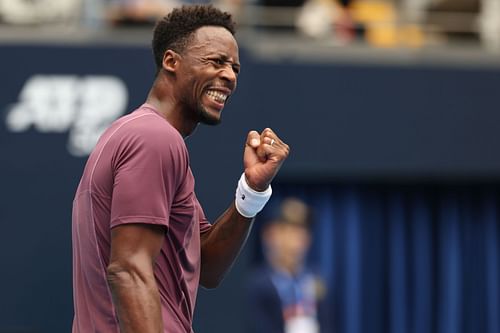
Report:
197,102,222,126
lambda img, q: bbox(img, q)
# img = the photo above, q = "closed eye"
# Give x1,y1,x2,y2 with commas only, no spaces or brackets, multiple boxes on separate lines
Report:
209,57,240,75
212,58,226,66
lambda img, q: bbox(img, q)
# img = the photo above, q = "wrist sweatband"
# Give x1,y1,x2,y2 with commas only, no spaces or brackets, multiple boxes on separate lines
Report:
235,173,272,218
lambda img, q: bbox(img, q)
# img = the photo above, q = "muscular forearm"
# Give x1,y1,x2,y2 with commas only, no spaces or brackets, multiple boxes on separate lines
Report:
107,264,163,333
199,128,289,288
200,202,253,288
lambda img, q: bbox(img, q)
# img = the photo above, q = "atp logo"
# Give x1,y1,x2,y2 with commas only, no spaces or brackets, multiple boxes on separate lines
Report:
5,75,128,156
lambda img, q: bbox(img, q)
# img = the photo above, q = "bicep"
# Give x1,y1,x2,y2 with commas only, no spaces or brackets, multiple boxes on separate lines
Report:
109,223,166,269
107,224,166,333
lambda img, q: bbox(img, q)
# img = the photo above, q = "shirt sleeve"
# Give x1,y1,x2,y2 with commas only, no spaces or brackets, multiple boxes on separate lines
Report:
109,124,187,229
195,196,212,234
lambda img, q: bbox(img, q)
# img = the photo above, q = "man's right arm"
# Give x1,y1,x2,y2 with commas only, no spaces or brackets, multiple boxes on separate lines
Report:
106,223,165,333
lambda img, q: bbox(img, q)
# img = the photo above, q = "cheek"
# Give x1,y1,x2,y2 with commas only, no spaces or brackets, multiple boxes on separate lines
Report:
183,67,205,92
196,79,211,101
186,81,204,107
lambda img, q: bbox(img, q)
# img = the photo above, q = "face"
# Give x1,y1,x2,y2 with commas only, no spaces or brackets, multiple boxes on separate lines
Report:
175,26,240,125
264,223,311,272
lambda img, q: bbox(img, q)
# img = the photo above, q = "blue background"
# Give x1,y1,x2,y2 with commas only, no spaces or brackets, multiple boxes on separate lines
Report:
0,43,499,333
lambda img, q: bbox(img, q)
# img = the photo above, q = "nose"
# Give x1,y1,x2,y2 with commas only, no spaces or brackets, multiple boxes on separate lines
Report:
220,65,237,86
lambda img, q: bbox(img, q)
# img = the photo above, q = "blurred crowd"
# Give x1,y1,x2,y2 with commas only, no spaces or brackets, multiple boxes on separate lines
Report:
0,0,498,49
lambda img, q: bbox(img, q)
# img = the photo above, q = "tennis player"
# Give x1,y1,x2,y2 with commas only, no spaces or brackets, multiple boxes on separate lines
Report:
71,4,289,333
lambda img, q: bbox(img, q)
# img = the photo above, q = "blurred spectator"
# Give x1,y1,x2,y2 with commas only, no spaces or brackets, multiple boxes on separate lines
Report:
246,197,332,333
106,0,180,26
0,0,81,25
296,0,337,38
425,0,480,41
479,0,500,50
401,0,500,49
297,0,356,42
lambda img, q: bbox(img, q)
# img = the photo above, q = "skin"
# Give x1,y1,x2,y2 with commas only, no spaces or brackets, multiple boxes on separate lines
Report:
263,223,311,275
106,25,289,333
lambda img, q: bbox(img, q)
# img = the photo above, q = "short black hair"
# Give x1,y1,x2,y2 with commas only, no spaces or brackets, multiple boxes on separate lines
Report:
152,5,236,70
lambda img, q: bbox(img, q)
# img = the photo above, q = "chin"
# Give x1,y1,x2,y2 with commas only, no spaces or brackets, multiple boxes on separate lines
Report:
199,109,222,126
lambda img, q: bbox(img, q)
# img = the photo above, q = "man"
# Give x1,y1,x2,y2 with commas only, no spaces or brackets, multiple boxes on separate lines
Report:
246,198,331,333
72,5,289,333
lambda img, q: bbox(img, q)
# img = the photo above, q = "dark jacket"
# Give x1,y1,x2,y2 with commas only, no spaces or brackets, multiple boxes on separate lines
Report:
245,266,333,333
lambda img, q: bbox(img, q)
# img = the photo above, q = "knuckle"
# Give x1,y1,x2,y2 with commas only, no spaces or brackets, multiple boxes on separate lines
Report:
284,146,290,156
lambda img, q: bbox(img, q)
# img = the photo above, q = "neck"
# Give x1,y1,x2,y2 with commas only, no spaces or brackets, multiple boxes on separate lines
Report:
146,74,199,138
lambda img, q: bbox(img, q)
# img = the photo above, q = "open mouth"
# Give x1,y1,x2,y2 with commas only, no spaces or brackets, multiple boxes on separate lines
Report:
205,89,228,104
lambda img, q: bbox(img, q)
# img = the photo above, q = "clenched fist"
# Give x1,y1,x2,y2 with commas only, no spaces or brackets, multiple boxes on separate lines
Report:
243,128,289,192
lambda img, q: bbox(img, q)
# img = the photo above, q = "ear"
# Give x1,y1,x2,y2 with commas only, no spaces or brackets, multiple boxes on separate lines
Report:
162,50,180,73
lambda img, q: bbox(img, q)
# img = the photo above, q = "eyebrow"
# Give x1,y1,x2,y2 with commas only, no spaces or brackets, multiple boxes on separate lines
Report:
214,53,240,67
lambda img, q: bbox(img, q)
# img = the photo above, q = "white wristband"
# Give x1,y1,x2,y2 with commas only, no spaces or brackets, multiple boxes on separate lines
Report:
235,173,272,218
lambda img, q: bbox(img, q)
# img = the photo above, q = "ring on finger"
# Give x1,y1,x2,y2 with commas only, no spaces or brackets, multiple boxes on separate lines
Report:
270,139,275,146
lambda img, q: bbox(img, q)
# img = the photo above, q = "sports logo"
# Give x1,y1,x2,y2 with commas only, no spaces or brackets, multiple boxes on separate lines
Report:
5,75,128,156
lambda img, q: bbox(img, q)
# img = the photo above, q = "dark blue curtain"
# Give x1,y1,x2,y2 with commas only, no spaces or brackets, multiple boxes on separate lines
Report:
255,183,500,333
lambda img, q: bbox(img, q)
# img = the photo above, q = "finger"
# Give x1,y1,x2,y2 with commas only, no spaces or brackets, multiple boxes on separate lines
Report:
256,128,289,161
260,128,274,141
256,138,277,158
262,136,275,146
255,143,268,162
261,128,284,146
246,130,261,148
261,133,290,160
256,136,272,161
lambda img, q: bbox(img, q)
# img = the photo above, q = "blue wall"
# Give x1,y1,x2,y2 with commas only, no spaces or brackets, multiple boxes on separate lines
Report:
0,43,499,332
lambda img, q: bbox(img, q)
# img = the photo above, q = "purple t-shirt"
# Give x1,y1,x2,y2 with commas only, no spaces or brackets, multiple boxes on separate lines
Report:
72,104,211,333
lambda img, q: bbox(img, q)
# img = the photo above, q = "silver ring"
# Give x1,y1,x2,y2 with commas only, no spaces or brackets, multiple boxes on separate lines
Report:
270,139,275,146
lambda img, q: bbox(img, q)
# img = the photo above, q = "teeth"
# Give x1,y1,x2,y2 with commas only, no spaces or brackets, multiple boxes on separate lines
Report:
206,90,228,103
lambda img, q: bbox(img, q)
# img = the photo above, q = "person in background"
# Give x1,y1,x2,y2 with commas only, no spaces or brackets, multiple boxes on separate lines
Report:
106,0,180,26
296,0,356,42
246,197,332,333
0,0,81,25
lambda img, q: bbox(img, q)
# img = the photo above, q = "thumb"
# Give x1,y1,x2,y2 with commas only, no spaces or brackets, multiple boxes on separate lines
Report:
244,130,264,166
246,130,261,148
